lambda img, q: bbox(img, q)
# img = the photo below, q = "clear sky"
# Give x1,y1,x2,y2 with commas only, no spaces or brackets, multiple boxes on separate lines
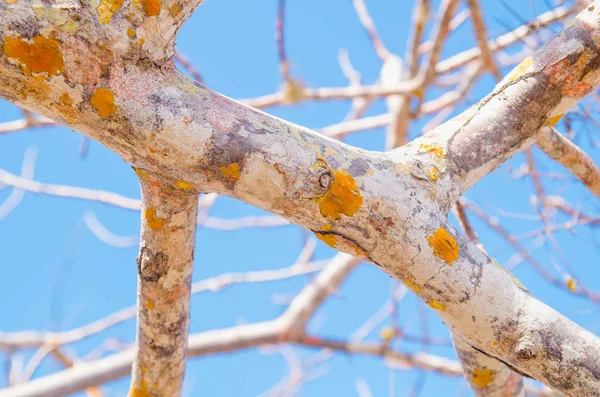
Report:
1,0,599,396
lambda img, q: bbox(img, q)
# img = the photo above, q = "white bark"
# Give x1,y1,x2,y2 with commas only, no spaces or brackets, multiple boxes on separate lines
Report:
1,1,600,395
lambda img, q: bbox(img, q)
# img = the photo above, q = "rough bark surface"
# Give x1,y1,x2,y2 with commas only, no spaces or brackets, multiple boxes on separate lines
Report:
1,1,600,396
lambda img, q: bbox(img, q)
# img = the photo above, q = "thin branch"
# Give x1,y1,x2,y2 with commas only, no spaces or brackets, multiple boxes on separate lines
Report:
351,0,391,60
535,127,600,199
129,177,199,397
465,0,501,79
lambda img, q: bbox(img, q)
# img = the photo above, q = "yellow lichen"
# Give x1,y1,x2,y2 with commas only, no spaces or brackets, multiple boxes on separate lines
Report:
315,232,367,257
566,277,577,292
507,57,534,82
321,224,332,231
220,163,241,181
427,227,460,265
316,170,363,220
404,279,422,293
428,299,446,311
143,0,161,16
419,143,446,158
145,301,155,310
471,368,494,388
169,3,182,17
90,88,117,118
97,0,125,24
144,207,165,230
127,28,136,37
379,327,395,342
315,232,337,248
5,0,18,3
547,113,564,127
56,93,78,123
425,167,439,181
3,35,65,76
174,180,194,189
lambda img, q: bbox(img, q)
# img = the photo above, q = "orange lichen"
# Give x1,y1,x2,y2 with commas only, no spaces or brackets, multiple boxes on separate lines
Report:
315,232,337,248
471,368,494,388
97,0,125,24
321,224,332,231
56,93,78,123
507,57,534,82
419,143,446,158
566,277,577,292
404,279,422,293
546,113,564,126
316,170,363,220
143,0,161,16
427,227,460,265
90,88,117,118
315,232,367,257
144,207,165,230
379,327,395,342
145,301,155,310
174,180,194,189
127,28,136,37
3,35,65,76
169,3,182,17
428,299,446,311
5,0,17,3
220,163,241,181
425,167,439,181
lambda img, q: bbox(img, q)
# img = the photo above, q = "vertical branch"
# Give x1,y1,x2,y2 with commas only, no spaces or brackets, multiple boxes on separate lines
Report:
452,334,524,397
130,177,199,397
465,0,501,80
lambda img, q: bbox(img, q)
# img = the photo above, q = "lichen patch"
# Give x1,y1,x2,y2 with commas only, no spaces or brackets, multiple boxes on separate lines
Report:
427,227,460,265
90,88,117,118
3,35,65,76
471,368,494,388
315,170,363,220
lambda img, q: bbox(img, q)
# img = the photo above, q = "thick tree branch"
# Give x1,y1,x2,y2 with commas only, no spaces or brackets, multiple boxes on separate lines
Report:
130,178,199,397
2,2,600,395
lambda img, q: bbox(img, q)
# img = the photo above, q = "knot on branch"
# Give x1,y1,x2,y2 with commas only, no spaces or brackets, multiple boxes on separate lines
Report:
514,331,541,362
137,247,169,282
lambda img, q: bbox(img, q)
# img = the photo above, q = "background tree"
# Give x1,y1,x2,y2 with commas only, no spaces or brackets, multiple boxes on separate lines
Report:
1,0,599,396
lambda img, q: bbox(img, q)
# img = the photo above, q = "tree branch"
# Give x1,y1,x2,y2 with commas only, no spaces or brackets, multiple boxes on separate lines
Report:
130,177,199,397
535,127,600,199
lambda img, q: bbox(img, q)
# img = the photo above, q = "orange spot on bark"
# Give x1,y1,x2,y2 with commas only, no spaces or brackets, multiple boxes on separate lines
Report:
315,232,337,248
471,368,494,388
220,163,241,181
425,167,439,181
273,163,285,175
97,0,125,23
56,93,78,123
3,35,64,76
316,170,363,220
506,57,533,82
169,3,182,17
547,114,564,126
90,88,117,118
419,143,446,158
127,28,136,37
5,0,17,3
144,207,165,230
428,299,446,311
143,0,161,16
427,227,460,265
145,301,155,310
315,232,366,257
174,180,194,189
321,224,332,231
404,279,422,293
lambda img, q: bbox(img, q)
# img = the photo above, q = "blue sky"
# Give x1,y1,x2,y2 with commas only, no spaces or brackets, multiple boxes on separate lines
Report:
1,0,599,396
